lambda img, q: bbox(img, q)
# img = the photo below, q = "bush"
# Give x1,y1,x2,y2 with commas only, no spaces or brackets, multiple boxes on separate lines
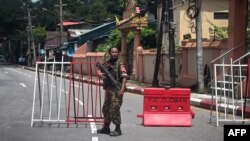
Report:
95,43,111,52
208,21,228,40
140,27,156,49
96,29,122,52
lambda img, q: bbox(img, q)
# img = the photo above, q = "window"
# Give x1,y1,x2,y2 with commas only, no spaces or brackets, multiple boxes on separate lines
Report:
214,12,229,19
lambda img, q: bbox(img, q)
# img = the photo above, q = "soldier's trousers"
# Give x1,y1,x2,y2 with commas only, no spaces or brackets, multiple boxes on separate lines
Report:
102,88,123,125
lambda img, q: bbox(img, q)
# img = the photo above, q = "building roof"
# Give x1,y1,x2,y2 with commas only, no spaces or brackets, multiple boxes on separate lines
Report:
57,21,85,26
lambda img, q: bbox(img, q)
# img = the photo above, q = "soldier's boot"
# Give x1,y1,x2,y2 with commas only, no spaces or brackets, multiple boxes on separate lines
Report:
97,123,110,134
110,124,122,137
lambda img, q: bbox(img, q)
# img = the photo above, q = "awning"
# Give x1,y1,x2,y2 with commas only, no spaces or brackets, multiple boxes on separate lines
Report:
76,21,116,44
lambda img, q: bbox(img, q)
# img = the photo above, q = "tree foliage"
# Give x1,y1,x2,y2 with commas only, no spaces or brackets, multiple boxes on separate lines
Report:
140,27,156,49
207,21,228,40
1,0,155,57
0,0,153,36
95,29,121,52
33,26,46,43
95,26,157,52
0,0,26,36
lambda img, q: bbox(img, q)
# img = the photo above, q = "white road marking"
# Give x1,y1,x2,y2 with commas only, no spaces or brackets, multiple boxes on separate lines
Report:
88,115,97,134
61,90,70,95
74,98,98,141
34,76,99,140
61,89,68,93
4,71,8,74
20,83,27,88
92,137,98,141
71,84,80,88
75,98,83,105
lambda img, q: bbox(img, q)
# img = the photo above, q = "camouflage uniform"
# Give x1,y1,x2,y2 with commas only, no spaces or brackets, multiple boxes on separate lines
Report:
102,59,127,125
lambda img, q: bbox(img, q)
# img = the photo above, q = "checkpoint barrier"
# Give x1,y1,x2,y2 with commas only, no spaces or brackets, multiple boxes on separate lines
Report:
137,88,195,127
31,57,105,127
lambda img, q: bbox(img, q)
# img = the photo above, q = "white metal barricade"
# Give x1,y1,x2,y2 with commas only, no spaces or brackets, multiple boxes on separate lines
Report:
212,59,250,126
31,58,104,127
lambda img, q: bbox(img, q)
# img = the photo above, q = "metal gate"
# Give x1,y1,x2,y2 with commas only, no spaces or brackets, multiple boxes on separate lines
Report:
31,58,104,127
212,59,250,126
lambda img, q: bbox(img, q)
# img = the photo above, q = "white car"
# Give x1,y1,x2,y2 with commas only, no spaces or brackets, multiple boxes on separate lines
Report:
0,55,6,63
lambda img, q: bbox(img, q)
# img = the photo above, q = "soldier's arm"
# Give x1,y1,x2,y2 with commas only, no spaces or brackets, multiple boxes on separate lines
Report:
97,68,105,80
119,63,128,93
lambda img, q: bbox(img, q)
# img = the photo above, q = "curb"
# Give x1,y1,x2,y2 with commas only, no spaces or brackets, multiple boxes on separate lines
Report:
191,97,250,118
126,86,144,95
190,98,250,118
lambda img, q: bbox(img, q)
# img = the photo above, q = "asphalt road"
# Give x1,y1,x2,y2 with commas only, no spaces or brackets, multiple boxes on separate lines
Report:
0,65,225,141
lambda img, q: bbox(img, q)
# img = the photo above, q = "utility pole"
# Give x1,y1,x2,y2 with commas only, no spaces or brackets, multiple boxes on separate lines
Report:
27,31,31,66
27,8,36,66
8,40,11,63
152,0,176,87
152,0,166,87
195,0,204,92
59,0,63,46
168,0,176,87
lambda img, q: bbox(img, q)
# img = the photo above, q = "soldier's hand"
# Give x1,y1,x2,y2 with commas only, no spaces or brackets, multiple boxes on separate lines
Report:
97,70,105,79
118,90,124,97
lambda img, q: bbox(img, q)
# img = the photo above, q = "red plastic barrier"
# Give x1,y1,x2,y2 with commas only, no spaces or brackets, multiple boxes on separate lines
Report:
137,88,195,127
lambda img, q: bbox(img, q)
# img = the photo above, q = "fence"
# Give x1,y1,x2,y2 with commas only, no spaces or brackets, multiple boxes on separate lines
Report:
212,59,249,126
31,58,104,127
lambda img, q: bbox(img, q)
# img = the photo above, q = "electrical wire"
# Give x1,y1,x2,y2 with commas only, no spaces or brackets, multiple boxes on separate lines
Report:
186,0,200,20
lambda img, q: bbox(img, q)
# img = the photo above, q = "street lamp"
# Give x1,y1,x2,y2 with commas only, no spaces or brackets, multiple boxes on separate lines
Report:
42,7,63,46
42,8,58,18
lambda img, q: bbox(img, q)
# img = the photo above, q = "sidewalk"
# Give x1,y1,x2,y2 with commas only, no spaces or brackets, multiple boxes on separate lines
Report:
20,65,250,118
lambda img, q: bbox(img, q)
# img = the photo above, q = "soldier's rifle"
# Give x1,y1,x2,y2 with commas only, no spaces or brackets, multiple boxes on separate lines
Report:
96,62,121,93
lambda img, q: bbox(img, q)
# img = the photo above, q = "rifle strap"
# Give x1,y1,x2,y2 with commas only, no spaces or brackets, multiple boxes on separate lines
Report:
115,59,123,88
115,60,119,86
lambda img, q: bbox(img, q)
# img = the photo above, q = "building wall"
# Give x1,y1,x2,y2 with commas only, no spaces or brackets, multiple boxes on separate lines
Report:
72,41,227,87
72,51,182,85
180,39,229,87
228,0,247,59
174,0,229,45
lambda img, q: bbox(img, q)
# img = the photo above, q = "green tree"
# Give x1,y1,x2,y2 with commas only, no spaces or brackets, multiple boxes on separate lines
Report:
33,26,46,43
95,29,121,52
0,0,26,36
140,27,156,49
208,21,228,40
0,0,156,61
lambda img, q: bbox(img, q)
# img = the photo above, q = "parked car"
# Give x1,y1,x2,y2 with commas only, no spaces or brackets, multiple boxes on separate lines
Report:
0,55,6,63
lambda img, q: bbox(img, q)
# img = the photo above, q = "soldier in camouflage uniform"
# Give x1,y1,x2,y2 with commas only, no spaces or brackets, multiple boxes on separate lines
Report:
96,47,128,136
